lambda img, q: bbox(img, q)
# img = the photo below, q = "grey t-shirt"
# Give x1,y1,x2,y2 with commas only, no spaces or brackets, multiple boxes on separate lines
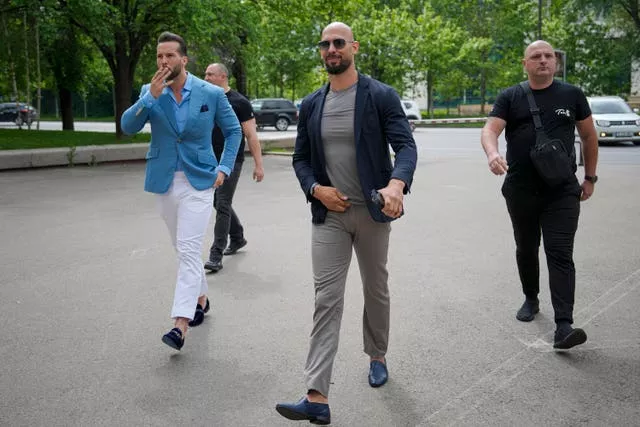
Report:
321,83,364,204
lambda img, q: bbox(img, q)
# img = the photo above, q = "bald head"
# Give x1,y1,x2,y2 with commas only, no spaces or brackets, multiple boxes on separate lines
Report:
207,63,228,76
522,40,557,87
321,22,354,40
524,40,554,58
204,62,229,89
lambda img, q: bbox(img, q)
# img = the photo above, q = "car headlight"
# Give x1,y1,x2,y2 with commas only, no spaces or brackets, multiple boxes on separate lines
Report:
636,119,640,126
596,120,610,127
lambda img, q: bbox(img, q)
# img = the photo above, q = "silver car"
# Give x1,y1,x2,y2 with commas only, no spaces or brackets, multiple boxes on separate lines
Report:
588,96,640,145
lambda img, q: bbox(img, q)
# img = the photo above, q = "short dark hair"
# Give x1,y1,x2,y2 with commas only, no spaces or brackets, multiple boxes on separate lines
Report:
157,31,187,56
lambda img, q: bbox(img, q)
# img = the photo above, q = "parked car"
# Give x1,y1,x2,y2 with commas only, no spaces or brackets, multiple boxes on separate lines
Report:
588,96,640,145
0,102,38,126
250,98,298,131
401,100,421,120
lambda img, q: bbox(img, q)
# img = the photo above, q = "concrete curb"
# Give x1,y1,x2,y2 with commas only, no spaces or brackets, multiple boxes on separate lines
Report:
0,119,488,170
0,137,296,170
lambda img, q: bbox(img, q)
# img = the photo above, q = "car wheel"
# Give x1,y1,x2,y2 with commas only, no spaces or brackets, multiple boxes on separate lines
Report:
275,117,289,131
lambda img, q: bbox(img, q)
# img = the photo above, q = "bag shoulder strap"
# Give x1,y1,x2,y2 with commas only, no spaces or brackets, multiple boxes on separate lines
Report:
519,81,543,130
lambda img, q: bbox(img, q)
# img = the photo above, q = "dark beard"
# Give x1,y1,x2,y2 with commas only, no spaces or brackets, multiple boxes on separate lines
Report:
324,58,351,75
167,63,182,81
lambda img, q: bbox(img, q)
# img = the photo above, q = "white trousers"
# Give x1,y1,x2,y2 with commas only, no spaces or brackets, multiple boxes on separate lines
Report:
157,172,213,320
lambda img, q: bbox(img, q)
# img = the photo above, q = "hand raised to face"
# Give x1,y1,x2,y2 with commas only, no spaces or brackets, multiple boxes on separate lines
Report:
149,66,174,99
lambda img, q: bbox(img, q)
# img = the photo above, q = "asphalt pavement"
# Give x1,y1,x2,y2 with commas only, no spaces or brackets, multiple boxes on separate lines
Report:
1,128,639,426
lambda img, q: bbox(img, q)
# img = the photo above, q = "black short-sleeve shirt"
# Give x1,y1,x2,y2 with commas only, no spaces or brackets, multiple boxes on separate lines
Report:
212,90,254,164
489,80,591,189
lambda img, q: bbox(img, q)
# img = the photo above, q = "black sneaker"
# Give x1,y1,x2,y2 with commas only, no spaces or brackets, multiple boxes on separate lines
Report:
204,250,223,272
204,258,223,272
553,326,587,350
224,238,247,255
516,299,539,322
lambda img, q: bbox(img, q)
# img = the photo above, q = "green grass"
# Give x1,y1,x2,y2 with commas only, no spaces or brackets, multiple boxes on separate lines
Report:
38,115,116,122
0,129,149,150
263,147,293,154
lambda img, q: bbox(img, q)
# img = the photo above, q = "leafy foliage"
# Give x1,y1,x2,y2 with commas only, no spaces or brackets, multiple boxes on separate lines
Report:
1,0,639,128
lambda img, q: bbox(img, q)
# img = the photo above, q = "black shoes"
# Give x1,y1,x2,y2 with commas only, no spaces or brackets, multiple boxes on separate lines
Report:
224,238,247,255
188,297,210,327
205,240,246,271
204,257,223,272
516,298,540,322
161,328,184,350
515,298,586,350
554,325,587,350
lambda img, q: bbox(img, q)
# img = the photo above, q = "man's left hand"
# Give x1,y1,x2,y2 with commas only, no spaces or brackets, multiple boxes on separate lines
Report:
377,179,405,218
213,171,226,188
253,165,264,182
580,180,594,201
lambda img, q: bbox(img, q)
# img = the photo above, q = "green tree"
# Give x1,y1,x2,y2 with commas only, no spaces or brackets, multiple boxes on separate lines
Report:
57,0,225,137
431,0,537,112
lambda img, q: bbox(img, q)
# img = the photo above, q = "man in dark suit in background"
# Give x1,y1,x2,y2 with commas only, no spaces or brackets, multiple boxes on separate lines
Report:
276,21,417,425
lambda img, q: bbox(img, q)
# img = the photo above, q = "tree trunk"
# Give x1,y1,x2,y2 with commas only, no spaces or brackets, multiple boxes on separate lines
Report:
35,16,41,130
2,14,20,107
427,71,434,119
59,87,74,131
112,47,134,139
23,11,32,129
480,69,487,115
292,77,296,102
231,55,247,96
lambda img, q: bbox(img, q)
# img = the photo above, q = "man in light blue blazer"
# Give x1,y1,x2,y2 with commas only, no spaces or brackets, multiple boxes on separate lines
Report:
121,31,241,351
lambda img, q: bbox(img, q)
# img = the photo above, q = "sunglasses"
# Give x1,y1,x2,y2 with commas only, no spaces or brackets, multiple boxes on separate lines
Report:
317,38,353,51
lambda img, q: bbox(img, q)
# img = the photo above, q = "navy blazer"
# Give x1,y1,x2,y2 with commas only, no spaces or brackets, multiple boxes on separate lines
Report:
293,73,417,224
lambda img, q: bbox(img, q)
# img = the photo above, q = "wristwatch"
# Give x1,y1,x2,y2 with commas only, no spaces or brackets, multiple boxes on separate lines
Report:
310,182,320,196
584,175,598,184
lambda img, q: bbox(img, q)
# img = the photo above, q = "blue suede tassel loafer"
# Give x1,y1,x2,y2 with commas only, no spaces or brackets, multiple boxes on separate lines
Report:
275,397,331,425
368,360,388,387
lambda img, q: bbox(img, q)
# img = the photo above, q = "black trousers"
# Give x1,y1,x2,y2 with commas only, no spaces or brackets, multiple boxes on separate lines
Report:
210,161,244,257
503,182,581,324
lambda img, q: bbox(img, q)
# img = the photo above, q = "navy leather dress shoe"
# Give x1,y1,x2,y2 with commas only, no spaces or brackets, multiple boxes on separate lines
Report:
368,360,388,387
161,328,184,350
188,304,205,327
275,397,331,425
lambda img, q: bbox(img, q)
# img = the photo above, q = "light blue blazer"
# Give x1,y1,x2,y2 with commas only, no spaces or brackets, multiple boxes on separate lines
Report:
121,74,241,194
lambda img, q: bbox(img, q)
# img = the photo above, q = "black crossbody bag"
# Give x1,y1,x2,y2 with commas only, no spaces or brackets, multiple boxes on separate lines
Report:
519,81,574,187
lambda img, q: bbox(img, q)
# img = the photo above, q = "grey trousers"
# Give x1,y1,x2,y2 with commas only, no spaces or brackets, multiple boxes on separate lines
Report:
304,204,391,397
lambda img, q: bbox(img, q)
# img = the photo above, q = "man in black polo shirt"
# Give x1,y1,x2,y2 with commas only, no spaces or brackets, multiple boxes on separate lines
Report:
481,40,599,350
204,63,264,272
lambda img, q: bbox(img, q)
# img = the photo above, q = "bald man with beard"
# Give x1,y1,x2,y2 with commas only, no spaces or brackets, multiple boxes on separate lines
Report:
275,22,417,425
481,40,598,351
